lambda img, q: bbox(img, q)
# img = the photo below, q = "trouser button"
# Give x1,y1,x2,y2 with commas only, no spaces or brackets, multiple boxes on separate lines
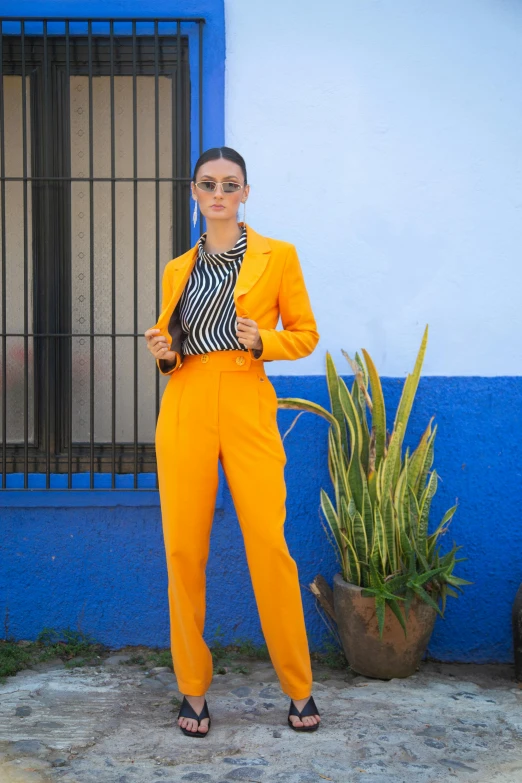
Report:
235,355,245,365
201,354,209,364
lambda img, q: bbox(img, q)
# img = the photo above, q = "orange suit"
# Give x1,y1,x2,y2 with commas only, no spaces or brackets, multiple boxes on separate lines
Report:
151,221,319,699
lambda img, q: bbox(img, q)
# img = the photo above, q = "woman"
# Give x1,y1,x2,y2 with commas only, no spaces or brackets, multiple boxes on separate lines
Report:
144,146,321,737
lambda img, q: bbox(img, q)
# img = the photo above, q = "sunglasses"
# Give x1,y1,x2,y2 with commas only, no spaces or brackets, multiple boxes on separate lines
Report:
195,180,244,194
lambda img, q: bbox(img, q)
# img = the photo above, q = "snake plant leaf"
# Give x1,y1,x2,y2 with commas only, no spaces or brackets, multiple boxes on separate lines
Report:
382,495,397,573
381,421,404,509
362,481,375,552
325,351,349,459
368,427,377,475
339,375,363,456
408,420,431,489
373,504,387,569
393,324,428,433
339,530,361,584
390,324,429,481
419,471,439,547
409,419,436,498
417,425,437,502
340,495,356,566
394,462,410,534
320,488,343,559
361,348,387,471
351,377,370,475
355,350,369,390
408,484,421,530
353,509,369,566
342,350,373,409
328,426,350,507
368,551,384,589
367,452,377,511
277,397,339,429
350,352,371,474
339,379,365,514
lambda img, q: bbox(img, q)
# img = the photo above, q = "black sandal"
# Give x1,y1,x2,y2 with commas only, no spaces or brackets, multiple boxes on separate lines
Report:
177,695,212,737
287,695,320,732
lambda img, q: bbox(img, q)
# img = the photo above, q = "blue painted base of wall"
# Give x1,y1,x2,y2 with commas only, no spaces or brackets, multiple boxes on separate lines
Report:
2,375,521,666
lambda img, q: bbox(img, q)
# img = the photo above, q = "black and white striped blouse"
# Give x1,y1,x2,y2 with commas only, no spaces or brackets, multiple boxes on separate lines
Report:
179,224,248,356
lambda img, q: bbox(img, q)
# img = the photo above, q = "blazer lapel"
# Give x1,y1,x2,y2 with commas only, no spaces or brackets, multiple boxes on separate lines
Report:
154,221,271,332
234,222,271,316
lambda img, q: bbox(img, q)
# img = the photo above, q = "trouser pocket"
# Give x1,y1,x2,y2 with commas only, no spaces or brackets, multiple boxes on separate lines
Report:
256,372,279,432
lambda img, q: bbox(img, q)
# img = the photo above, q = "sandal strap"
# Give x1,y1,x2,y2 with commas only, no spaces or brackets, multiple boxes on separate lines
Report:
178,696,210,721
288,695,320,719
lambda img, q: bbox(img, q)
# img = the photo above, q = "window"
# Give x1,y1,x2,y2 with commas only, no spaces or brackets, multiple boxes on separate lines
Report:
0,17,204,489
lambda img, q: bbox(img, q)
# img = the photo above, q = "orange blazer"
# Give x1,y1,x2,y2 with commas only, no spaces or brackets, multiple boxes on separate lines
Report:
150,221,320,375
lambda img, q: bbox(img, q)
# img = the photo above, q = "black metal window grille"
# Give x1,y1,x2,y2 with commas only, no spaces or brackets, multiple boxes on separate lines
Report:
0,17,205,490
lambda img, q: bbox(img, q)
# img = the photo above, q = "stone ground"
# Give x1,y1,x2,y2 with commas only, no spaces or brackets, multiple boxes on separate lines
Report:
1,649,521,783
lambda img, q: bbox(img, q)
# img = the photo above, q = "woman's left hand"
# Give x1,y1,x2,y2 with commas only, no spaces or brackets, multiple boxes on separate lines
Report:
236,316,263,352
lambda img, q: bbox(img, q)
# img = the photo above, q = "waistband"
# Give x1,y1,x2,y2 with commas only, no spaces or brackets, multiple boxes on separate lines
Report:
179,349,264,373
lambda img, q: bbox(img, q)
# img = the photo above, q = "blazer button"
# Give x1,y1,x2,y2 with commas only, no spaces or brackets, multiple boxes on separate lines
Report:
201,354,209,364
235,355,245,366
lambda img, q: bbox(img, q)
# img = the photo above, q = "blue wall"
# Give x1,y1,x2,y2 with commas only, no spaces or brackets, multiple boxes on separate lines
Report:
3,375,522,663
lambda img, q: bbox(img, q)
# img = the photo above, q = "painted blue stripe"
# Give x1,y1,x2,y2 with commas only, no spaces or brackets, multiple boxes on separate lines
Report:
2,375,521,664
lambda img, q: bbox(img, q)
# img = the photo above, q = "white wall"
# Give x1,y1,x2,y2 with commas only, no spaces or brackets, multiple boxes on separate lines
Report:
224,0,522,377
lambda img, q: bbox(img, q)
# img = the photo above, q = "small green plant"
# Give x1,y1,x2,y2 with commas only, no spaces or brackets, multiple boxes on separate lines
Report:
0,626,107,683
278,325,472,639
312,640,349,671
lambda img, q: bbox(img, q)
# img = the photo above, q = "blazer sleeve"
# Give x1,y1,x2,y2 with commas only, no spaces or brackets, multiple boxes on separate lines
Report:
156,264,182,376
251,243,319,362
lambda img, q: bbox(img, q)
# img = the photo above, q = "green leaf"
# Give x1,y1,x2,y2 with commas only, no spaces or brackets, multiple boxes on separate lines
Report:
340,530,361,584
419,470,438,547
320,488,343,559
412,583,443,616
389,325,429,477
353,510,369,565
325,351,349,459
408,419,434,496
375,595,386,638
387,598,408,638
361,348,387,470
339,378,365,514
277,397,339,430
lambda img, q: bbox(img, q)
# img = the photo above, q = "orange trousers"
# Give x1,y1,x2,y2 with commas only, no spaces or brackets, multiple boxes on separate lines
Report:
155,348,313,700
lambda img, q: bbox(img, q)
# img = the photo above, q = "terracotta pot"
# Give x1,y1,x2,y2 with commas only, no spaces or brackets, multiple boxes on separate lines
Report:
333,572,437,679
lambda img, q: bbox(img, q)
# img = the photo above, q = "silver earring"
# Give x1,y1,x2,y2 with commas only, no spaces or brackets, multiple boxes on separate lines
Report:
243,199,247,225
192,199,198,228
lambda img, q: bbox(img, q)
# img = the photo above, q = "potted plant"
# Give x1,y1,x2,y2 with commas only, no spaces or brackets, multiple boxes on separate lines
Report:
278,325,472,679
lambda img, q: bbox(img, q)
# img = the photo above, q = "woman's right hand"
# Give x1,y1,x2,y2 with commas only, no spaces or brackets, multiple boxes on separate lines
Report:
144,328,178,367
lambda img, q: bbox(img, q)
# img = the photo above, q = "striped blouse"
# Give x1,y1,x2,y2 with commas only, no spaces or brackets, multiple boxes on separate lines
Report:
179,224,250,356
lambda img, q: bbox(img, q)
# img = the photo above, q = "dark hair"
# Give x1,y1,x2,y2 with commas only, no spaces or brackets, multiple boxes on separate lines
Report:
192,146,247,185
